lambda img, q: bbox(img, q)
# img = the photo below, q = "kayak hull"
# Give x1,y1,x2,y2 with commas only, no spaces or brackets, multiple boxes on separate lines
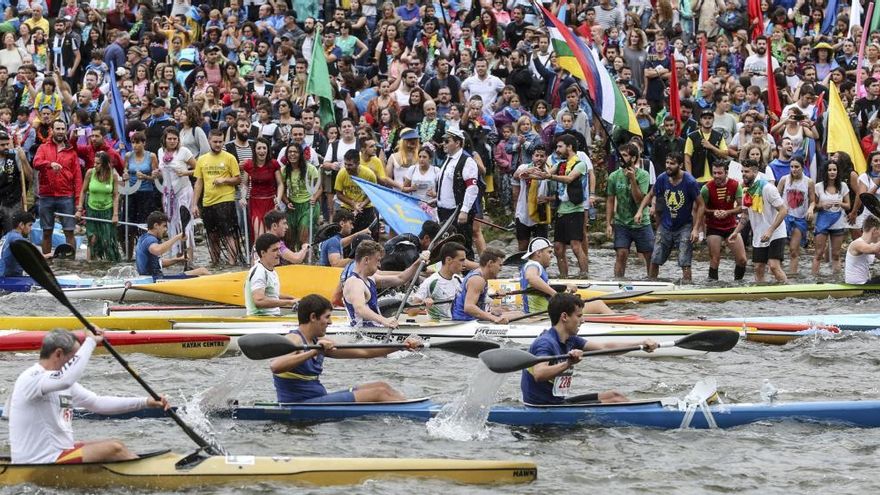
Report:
0,451,536,489
0,331,230,359
62,399,880,430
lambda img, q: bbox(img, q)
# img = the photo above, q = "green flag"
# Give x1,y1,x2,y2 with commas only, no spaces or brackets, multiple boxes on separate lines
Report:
306,27,336,126
872,1,880,33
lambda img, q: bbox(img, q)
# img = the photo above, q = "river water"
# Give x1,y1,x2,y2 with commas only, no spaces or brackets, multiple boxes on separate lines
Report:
0,244,879,494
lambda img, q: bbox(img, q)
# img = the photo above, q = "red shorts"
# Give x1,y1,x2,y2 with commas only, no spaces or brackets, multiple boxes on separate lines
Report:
56,442,85,464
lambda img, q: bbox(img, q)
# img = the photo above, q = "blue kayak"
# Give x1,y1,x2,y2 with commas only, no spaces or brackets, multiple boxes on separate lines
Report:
46,398,880,429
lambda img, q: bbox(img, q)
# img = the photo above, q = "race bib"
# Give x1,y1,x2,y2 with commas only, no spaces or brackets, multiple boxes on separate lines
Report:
552,371,573,397
59,394,73,432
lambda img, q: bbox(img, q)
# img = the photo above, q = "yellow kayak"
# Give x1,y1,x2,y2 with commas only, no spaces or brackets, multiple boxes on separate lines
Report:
0,450,537,489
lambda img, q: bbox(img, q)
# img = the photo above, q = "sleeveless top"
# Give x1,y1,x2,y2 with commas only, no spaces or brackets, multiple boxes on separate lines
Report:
782,176,809,218
86,170,113,210
845,249,874,284
272,329,328,402
520,260,549,313
343,271,380,327
451,269,488,321
127,152,156,192
704,178,739,231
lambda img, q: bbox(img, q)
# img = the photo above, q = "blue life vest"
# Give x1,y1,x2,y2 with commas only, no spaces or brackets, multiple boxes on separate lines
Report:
272,329,328,402
343,271,380,326
519,260,549,313
451,269,487,321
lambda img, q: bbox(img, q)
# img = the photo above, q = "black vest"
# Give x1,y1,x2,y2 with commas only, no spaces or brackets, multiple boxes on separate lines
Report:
686,129,723,180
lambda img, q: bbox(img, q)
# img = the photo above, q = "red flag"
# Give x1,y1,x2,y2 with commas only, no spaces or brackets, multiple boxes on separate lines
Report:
669,54,681,137
766,48,782,124
814,91,826,117
748,0,764,42
575,22,592,42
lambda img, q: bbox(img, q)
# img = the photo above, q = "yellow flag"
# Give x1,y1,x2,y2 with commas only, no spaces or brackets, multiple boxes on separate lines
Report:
827,83,867,174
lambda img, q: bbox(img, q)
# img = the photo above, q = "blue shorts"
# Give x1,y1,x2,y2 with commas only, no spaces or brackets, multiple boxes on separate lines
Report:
39,197,75,232
651,223,693,267
613,224,655,254
297,389,357,404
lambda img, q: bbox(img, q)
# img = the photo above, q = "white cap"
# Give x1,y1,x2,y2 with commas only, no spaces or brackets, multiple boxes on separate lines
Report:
522,237,552,259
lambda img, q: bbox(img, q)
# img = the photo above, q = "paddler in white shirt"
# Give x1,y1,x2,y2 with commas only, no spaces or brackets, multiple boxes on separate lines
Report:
342,240,431,328
410,241,468,320
519,237,613,315
7,329,169,464
246,233,299,316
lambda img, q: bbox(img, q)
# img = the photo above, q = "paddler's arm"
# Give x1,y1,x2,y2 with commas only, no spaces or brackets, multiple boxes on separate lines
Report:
251,287,297,309
71,383,169,413
269,334,329,373
343,276,398,328
37,330,104,395
525,264,556,297
530,350,581,382
328,336,421,359
466,276,507,323
148,233,186,265
374,250,430,288
281,244,309,264
584,338,658,354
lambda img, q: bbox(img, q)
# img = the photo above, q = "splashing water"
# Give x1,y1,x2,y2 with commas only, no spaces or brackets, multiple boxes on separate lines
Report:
426,361,506,441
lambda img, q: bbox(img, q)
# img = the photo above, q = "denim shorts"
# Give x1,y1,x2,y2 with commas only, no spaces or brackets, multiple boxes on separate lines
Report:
38,196,75,231
613,224,655,253
651,223,694,267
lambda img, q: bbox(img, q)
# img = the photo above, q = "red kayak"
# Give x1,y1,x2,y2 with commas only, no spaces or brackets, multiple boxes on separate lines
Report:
0,331,230,359
582,314,840,333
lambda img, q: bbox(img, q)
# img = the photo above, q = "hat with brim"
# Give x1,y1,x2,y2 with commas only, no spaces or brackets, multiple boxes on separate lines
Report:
400,127,419,140
444,128,465,141
428,233,466,264
521,237,552,259
812,42,834,54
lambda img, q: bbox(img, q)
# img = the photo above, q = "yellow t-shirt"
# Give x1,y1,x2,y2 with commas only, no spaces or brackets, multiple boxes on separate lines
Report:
195,151,240,207
360,155,386,180
24,17,49,35
334,166,377,209
684,130,728,182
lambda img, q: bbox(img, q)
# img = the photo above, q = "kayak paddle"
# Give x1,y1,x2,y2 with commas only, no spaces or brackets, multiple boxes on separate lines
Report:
478,329,741,373
9,240,225,456
239,333,500,360
55,212,147,230
179,205,192,270
860,192,880,218
504,289,655,323
385,205,460,339
52,243,75,259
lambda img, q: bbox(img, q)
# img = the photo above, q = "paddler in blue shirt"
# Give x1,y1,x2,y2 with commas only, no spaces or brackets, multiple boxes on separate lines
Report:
0,212,47,277
270,294,420,403
519,237,613,315
521,293,658,405
451,247,515,323
135,211,210,280
341,239,430,328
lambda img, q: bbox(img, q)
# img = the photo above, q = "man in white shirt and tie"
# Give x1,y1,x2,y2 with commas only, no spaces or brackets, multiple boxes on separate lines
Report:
436,128,479,258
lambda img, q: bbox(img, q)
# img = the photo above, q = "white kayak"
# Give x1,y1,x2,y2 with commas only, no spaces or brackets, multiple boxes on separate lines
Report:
168,319,734,357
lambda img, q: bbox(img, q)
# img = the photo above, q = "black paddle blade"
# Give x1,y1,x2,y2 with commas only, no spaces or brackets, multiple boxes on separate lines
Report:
430,339,499,358
674,329,740,352
479,348,543,374
378,298,404,317
860,192,880,218
239,333,299,360
587,288,654,302
503,251,528,266
12,241,67,302
53,243,75,260
180,206,192,229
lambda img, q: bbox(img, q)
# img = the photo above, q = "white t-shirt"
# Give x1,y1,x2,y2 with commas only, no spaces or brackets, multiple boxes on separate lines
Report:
436,148,479,212
746,182,788,247
320,138,359,171
414,271,462,320
245,262,282,316
743,53,778,90
405,165,439,203
854,173,880,228
7,339,146,463
461,74,505,110
158,147,195,195
816,181,850,231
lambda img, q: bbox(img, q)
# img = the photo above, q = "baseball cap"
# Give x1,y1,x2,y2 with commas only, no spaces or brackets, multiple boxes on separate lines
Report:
522,237,552,259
